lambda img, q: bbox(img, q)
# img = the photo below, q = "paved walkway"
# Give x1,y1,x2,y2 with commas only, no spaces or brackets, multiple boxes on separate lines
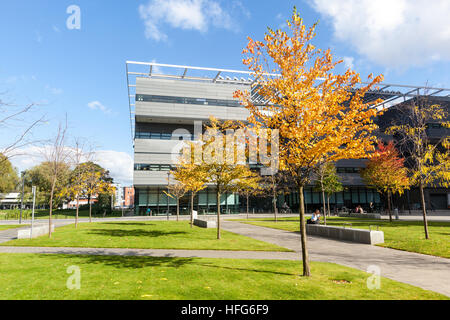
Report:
221,221,450,297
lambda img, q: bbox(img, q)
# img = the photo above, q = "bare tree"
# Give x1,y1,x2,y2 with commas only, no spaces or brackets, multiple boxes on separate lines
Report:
0,96,45,162
41,118,72,237
68,138,95,228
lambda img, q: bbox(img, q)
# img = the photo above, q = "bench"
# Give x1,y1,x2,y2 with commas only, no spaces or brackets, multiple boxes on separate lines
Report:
193,219,217,228
338,213,381,219
17,224,55,239
306,224,384,245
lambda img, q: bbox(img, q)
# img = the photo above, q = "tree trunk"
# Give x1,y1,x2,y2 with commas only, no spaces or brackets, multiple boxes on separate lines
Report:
299,184,311,276
246,194,249,219
387,191,392,222
89,194,92,223
190,192,194,228
176,197,179,222
321,189,327,225
419,182,430,239
327,195,330,217
75,195,79,228
217,190,221,240
273,192,278,222
48,181,55,238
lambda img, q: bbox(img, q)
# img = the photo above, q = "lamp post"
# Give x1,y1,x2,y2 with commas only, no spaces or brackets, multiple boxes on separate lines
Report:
167,171,170,221
30,186,36,239
19,171,25,224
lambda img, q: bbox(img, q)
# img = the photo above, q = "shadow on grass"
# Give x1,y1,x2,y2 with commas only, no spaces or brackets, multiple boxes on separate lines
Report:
37,254,299,276
39,254,195,269
87,229,187,238
195,261,298,277
101,222,156,227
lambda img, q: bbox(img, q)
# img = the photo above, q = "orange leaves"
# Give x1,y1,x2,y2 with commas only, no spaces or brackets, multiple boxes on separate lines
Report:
235,9,384,182
361,141,410,195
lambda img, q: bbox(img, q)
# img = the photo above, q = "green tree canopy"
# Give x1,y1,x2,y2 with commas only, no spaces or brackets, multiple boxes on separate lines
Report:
0,154,19,193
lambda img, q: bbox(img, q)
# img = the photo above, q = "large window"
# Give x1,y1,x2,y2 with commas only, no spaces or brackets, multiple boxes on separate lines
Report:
134,164,174,171
135,131,194,140
136,94,242,108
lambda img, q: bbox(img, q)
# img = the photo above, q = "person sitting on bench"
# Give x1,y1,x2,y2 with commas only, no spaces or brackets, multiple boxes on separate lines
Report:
307,209,321,224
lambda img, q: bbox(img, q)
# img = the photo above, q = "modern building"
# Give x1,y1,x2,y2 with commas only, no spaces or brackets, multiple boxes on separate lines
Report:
126,61,450,214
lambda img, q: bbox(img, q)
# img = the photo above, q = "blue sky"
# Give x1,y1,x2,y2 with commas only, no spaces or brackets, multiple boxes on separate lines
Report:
1,0,450,185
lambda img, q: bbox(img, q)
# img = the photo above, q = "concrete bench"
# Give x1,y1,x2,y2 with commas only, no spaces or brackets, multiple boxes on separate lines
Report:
306,224,384,245
17,224,55,239
193,219,217,228
338,213,381,219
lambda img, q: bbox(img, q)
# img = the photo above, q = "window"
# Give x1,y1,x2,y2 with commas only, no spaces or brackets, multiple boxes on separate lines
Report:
135,94,242,108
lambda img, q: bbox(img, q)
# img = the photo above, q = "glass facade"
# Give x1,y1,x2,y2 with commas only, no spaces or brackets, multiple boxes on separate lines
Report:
136,94,242,108
135,187,240,215
280,186,382,213
134,164,172,171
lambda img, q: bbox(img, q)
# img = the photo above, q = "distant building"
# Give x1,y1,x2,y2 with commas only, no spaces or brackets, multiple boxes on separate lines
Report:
113,183,123,207
123,187,134,208
65,196,98,209
0,193,20,209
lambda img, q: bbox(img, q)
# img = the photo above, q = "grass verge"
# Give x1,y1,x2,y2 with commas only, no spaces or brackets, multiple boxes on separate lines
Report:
0,220,290,252
0,253,446,300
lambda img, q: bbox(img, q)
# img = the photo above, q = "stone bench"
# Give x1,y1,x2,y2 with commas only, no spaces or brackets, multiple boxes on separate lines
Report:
17,224,55,239
306,224,384,245
338,213,381,219
193,219,217,228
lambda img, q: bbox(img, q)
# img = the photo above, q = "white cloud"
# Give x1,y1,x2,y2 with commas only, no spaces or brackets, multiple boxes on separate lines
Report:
45,85,63,95
138,0,234,41
9,146,134,186
310,0,450,68
87,101,111,115
93,150,134,186
342,56,354,70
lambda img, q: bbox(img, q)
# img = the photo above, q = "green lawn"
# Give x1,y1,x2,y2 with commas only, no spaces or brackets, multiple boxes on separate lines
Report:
236,217,450,258
0,253,446,300
0,220,290,252
0,224,27,231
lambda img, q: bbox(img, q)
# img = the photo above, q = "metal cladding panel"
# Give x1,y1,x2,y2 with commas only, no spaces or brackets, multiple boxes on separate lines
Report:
134,171,172,186
134,153,176,164
136,77,248,100
134,139,184,153
135,101,249,121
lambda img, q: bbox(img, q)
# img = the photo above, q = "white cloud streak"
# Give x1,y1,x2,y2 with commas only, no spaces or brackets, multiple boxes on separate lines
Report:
310,0,450,68
87,101,111,115
138,0,234,41
9,146,133,186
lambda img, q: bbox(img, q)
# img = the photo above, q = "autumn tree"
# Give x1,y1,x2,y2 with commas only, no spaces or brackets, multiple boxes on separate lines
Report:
62,139,94,227
236,171,261,219
234,9,383,276
360,141,410,222
79,162,114,222
165,178,187,221
200,117,259,240
259,170,291,222
321,163,343,218
386,97,449,238
314,162,342,224
171,160,208,228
